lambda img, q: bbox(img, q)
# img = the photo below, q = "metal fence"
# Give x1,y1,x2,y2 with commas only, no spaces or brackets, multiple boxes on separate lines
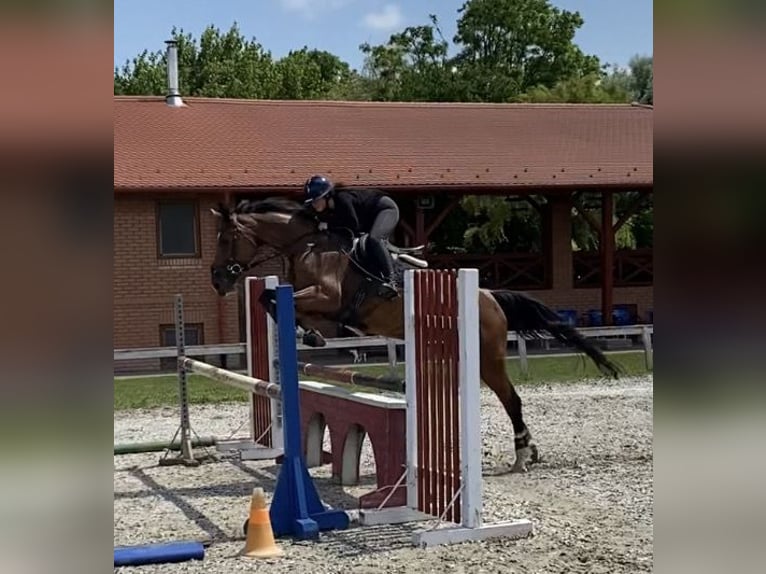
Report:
114,324,653,377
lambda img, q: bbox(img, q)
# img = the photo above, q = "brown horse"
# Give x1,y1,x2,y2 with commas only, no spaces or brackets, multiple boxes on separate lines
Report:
210,198,621,472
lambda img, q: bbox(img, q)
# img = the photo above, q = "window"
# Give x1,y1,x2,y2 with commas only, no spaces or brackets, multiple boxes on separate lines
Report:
159,323,203,370
160,323,203,347
157,201,199,257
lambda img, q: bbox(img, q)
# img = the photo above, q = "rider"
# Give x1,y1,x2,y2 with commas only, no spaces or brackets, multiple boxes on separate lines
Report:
303,175,399,299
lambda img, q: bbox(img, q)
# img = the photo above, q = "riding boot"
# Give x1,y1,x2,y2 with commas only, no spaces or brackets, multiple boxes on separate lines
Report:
369,237,398,299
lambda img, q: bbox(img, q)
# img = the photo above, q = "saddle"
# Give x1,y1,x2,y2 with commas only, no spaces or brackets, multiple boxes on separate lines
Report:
334,235,428,333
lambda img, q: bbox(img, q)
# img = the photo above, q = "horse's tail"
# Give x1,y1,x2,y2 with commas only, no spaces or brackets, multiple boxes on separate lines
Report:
490,289,622,379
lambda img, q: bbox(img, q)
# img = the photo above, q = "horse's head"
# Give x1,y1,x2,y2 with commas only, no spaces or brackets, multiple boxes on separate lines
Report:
209,197,319,295
209,203,261,295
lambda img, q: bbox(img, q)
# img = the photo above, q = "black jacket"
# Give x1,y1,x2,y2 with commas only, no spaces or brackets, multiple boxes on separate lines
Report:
316,188,388,234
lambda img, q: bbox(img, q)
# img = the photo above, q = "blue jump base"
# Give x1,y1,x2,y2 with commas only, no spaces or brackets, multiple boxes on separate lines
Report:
268,284,350,538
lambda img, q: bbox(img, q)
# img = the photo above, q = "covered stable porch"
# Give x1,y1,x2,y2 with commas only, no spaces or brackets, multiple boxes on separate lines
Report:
386,185,653,327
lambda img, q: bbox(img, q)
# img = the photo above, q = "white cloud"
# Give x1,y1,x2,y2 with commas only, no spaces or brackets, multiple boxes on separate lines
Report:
362,4,404,31
279,0,354,20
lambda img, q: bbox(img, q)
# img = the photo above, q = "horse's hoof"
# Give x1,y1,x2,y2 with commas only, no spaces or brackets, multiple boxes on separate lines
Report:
529,443,540,464
510,459,529,473
510,446,533,473
302,330,327,347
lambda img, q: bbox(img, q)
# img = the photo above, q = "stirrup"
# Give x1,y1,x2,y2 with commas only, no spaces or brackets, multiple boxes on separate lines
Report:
376,280,398,300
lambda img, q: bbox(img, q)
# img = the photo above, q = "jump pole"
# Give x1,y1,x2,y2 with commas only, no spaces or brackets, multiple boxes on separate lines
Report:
181,281,349,540
360,268,533,547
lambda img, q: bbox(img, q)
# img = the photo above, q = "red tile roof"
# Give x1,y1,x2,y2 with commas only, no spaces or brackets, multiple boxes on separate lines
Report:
114,96,652,192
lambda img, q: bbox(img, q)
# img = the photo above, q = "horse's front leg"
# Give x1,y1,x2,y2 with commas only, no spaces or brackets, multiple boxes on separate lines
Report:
294,314,337,348
258,287,333,347
291,284,341,315
291,284,341,347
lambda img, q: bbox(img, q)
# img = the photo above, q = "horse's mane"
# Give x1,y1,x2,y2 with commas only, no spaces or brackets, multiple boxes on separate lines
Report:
232,197,317,225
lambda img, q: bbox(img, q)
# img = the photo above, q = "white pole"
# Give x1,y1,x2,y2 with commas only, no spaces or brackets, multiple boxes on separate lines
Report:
386,339,398,371
264,276,283,450
182,358,280,397
517,336,528,376
458,268,482,528
404,270,419,512
641,325,653,370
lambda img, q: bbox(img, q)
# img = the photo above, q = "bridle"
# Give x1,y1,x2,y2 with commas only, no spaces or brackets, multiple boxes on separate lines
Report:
217,215,331,283
219,222,283,282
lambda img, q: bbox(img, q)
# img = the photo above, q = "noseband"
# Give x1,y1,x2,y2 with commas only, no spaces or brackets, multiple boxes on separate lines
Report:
219,223,279,281
218,217,318,283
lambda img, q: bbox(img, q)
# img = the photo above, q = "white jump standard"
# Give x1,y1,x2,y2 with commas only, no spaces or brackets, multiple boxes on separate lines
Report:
360,268,533,547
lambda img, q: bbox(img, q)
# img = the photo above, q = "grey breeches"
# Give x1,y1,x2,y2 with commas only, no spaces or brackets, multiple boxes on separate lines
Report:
369,196,399,241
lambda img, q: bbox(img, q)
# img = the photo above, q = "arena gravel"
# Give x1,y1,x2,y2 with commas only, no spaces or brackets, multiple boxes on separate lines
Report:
114,375,653,573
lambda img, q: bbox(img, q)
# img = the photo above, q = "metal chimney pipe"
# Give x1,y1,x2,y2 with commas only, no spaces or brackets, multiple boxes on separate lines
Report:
165,40,184,107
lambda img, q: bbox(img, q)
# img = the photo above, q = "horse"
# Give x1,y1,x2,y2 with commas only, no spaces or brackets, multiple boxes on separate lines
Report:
209,197,621,472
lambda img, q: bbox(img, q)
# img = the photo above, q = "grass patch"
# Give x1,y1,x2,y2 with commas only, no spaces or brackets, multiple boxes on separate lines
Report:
115,351,650,411
332,350,650,386
504,350,649,384
114,374,250,411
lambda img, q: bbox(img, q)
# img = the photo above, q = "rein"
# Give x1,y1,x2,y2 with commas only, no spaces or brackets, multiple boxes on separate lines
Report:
223,217,333,282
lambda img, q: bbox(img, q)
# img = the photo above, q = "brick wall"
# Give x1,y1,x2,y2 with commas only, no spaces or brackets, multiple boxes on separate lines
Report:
113,193,283,364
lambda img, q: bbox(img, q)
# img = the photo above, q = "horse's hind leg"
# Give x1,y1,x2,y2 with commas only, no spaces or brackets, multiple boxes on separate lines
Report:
480,353,540,473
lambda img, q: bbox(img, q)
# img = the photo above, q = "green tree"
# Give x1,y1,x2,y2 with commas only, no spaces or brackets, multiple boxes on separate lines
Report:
571,191,653,252
360,1,602,104
114,24,279,98
597,56,653,105
114,23,362,101
457,196,543,253
628,55,653,104
359,16,454,101
274,48,356,99
520,69,631,103
450,0,601,101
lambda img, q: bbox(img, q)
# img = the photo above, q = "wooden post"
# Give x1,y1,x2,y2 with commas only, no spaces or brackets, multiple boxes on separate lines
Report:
601,191,615,326
415,206,426,248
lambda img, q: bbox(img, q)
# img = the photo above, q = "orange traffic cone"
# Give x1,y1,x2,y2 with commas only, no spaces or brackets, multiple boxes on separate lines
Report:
241,487,284,559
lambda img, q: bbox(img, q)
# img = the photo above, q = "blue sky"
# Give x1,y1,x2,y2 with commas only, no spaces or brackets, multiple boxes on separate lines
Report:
114,0,652,72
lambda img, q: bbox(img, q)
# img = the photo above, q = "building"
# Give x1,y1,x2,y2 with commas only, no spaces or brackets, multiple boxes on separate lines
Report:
114,94,653,369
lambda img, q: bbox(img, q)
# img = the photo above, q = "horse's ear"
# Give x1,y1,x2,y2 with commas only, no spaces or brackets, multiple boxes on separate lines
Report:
211,203,230,219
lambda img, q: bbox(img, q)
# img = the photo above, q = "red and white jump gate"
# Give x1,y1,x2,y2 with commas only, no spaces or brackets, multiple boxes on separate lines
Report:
359,268,533,546
234,269,532,547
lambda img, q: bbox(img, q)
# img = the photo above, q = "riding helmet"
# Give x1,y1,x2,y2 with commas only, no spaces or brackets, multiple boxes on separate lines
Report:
303,175,334,205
